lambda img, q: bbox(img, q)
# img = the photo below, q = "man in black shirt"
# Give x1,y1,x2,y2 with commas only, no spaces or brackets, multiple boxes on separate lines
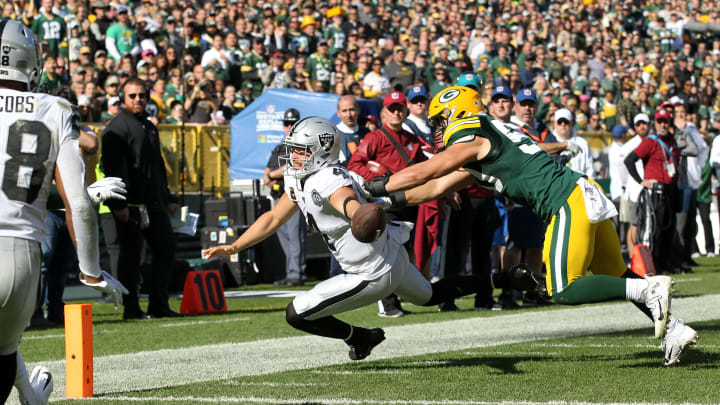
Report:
101,77,181,319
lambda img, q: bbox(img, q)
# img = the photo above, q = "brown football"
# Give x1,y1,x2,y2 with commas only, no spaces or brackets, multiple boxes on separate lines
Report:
351,204,387,243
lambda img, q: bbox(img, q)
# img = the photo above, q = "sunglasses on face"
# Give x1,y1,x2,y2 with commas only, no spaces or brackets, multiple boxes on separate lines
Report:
128,93,146,99
556,119,571,126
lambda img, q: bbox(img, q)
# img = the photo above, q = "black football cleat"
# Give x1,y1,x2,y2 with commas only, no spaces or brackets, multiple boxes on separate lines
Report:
348,328,386,361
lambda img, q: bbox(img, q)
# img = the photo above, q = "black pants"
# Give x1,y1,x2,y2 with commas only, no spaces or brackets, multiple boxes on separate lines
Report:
444,195,499,307
100,213,120,279
114,207,176,313
674,186,697,264
650,184,679,272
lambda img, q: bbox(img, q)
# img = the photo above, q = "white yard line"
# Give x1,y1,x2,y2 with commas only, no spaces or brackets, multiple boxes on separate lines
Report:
11,294,720,403
62,396,714,405
160,317,251,328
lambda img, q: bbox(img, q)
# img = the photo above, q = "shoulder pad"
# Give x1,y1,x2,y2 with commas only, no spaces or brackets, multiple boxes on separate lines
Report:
443,115,482,147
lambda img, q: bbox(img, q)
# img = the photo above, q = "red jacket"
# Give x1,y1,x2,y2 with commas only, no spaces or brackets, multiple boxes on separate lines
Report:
347,124,427,180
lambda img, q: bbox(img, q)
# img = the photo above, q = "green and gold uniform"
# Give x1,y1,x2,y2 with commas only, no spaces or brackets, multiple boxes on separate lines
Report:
443,114,628,303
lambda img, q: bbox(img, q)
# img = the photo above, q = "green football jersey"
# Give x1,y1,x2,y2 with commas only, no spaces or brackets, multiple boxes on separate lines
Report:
443,113,582,221
106,23,138,61
31,14,66,57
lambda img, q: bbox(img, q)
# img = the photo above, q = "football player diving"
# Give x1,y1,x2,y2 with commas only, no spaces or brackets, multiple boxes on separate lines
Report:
364,86,698,366
203,117,542,360
0,20,128,405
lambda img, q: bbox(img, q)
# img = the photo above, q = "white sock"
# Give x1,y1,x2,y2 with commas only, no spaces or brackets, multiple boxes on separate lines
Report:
625,278,649,302
14,352,36,404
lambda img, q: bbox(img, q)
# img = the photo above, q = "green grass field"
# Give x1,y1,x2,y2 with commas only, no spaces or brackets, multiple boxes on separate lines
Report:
13,258,720,405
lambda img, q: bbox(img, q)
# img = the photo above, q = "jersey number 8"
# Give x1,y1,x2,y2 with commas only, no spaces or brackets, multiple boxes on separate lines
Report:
2,120,52,204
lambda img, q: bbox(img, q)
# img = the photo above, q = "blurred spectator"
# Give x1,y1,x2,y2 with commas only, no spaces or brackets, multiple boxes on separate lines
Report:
105,5,140,63
166,100,185,124
553,108,595,178
385,47,417,92
362,57,390,99
31,0,66,58
402,86,432,144
100,96,121,122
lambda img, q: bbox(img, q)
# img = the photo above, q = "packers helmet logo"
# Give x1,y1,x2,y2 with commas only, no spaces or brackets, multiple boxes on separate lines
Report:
438,89,461,103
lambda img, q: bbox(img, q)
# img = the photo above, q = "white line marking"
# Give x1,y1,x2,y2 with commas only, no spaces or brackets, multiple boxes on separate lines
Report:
675,278,702,282
222,381,319,387
61,395,712,405
160,317,250,327
309,369,412,375
13,294,720,403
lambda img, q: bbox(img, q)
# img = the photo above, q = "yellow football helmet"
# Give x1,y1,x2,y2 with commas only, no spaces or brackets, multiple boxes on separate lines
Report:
427,86,485,129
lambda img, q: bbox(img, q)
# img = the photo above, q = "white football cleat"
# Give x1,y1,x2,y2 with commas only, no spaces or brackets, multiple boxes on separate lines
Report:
644,275,674,338
661,318,698,366
29,366,53,405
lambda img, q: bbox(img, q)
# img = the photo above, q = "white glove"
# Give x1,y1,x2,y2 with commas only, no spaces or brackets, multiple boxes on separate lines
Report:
563,138,581,158
87,177,127,205
79,270,129,309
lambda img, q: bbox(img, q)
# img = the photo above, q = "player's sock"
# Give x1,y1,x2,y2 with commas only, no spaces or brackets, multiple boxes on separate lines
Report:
424,274,487,306
622,270,655,321
551,275,626,305
0,352,17,403
14,352,35,403
285,303,352,340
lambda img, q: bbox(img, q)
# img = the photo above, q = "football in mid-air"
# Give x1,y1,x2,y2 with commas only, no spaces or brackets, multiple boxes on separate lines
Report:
351,204,387,243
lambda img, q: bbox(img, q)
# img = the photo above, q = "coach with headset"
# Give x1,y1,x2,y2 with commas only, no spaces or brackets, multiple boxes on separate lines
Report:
101,77,181,320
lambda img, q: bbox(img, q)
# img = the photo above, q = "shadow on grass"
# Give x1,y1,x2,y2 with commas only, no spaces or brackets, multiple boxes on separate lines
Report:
353,355,553,375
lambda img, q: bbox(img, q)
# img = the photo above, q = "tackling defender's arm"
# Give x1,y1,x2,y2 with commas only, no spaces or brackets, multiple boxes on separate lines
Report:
202,192,299,259
369,137,489,196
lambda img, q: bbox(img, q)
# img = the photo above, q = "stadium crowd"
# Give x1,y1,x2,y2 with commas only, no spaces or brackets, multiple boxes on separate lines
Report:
1,0,718,132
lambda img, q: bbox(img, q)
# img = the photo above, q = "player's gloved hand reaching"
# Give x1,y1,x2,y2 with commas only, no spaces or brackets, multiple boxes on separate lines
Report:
86,177,127,205
364,172,392,196
79,270,129,309
561,138,581,158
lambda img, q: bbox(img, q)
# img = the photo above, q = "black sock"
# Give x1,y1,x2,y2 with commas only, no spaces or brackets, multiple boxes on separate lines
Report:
285,303,356,340
0,352,17,404
622,270,654,321
425,274,489,306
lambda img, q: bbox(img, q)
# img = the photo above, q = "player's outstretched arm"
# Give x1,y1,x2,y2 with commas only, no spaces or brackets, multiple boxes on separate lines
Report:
365,140,485,197
403,170,475,205
56,138,129,308
202,192,299,259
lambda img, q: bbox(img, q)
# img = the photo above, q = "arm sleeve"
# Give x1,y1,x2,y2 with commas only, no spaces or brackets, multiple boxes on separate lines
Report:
100,121,129,210
105,33,122,61
56,137,102,278
624,151,644,184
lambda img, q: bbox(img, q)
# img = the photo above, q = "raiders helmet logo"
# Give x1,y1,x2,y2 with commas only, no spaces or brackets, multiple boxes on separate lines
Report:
311,190,323,207
318,132,334,151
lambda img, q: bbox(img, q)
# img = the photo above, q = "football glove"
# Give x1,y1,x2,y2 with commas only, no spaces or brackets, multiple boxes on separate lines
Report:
87,177,127,205
79,270,129,309
562,138,581,158
364,172,392,196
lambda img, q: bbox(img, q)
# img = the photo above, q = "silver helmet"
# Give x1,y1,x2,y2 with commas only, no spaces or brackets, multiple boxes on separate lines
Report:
281,116,341,178
0,19,43,90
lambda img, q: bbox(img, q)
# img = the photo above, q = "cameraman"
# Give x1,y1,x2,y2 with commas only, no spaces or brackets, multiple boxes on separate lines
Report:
624,109,683,274
263,109,307,286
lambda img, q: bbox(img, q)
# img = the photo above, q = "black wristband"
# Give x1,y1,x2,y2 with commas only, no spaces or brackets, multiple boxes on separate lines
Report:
343,196,358,218
388,191,407,208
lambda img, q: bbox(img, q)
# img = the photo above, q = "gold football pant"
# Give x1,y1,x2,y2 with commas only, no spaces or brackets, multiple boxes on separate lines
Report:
543,182,628,304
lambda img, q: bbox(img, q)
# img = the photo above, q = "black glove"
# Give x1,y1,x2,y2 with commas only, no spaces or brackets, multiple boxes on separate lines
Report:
364,172,392,196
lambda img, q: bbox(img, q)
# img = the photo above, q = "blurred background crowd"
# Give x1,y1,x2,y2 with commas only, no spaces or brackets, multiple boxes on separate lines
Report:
2,0,720,134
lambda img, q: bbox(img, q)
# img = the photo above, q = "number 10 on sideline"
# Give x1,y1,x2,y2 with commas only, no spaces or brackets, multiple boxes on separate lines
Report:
180,270,227,314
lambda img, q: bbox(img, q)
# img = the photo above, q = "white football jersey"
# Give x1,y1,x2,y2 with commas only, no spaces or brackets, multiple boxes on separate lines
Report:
0,89,78,242
284,165,400,279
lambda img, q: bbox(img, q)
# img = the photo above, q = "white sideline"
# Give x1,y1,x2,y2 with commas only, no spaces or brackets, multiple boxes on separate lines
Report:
63,397,713,405
10,294,720,403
